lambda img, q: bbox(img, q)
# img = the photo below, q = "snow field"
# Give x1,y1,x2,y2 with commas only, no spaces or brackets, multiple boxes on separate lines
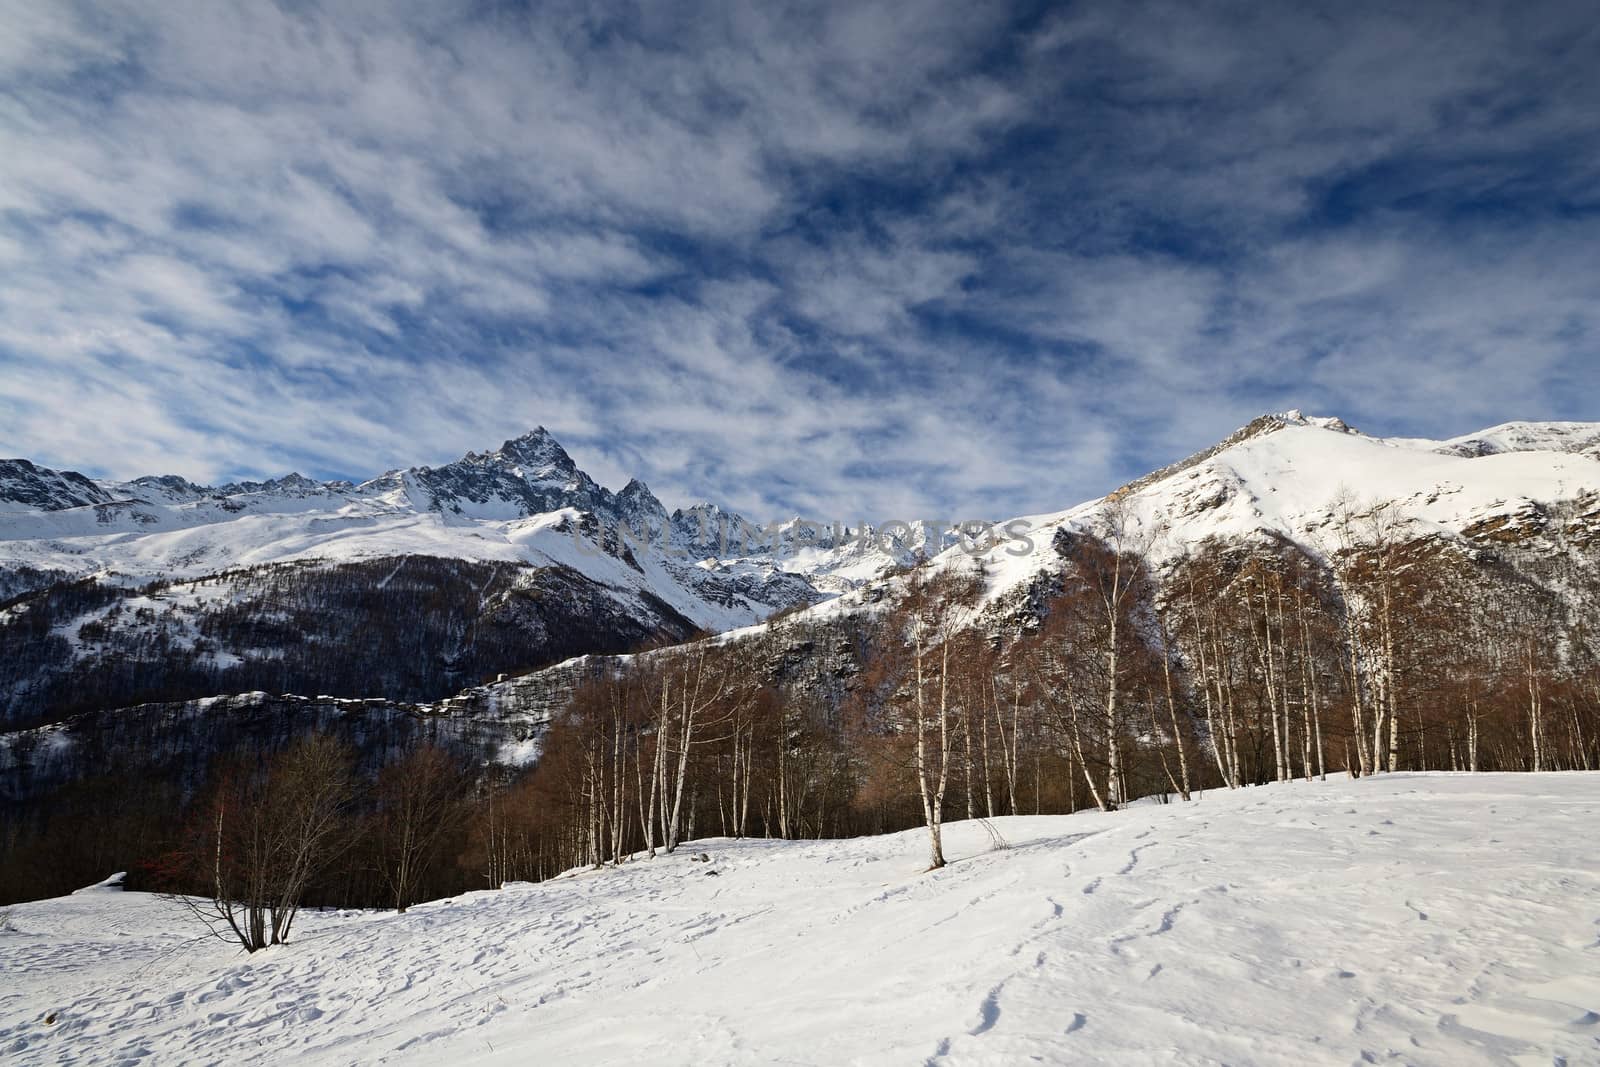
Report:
1,772,1597,1065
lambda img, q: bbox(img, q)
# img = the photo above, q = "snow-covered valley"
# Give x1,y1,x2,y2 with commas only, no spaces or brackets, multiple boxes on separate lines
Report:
3,773,1597,1066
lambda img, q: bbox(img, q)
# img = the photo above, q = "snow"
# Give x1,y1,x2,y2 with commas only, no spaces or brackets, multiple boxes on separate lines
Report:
0,484,843,637
3,773,1597,1065
892,415,1600,613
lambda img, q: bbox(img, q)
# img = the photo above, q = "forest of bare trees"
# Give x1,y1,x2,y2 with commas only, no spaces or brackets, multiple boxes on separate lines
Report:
475,502,1597,886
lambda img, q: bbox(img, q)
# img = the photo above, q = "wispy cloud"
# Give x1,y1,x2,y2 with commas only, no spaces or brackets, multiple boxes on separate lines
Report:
1,0,1595,521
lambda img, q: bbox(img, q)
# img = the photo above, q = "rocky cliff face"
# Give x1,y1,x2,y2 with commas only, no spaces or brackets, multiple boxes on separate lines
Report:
0,459,115,513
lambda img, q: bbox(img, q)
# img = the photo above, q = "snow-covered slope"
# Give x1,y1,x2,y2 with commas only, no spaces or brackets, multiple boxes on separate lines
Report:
0,429,919,635
883,411,1600,613
3,773,1597,1065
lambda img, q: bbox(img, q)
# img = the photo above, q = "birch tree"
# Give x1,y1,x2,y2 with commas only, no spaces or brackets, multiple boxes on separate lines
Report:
887,564,982,869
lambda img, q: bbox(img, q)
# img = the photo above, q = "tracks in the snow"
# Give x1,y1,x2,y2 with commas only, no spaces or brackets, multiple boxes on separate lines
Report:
931,819,1211,1062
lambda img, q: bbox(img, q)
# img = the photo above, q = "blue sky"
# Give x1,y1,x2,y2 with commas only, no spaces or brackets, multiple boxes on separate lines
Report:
1,0,1596,520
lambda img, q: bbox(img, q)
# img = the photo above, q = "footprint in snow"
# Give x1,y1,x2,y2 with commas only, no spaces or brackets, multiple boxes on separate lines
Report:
968,981,1004,1036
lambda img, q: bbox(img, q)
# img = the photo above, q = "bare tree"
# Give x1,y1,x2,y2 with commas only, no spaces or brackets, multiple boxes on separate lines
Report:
375,745,466,912
163,735,355,952
1041,497,1154,809
888,563,982,869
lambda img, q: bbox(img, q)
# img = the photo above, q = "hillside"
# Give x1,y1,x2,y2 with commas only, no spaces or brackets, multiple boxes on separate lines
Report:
802,412,1600,624
0,430,916,726
3,773,1597,1065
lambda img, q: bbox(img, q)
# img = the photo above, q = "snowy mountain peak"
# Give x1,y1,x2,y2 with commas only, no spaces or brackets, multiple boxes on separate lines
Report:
0,458,114,514
614,477,669,528
380,428,613,521
672,502,737,523
617,476,664,506
912,411,1600,621
486,427,578,476
213,472,340,498
125,474,211,504
1275,410,1356,434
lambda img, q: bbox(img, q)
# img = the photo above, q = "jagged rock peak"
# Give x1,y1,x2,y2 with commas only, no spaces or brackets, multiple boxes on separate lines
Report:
0,458,114,511
487,427,577,473
672,502,738,522
614,477,667,523
213,472,337,497
129,474,208,494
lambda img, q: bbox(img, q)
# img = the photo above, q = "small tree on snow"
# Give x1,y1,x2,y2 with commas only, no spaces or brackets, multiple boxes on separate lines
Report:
159,734,356,952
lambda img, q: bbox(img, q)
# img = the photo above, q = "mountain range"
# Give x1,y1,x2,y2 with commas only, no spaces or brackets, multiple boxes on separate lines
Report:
0,426,924,619
2,411,1597,749
0,427,935,729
